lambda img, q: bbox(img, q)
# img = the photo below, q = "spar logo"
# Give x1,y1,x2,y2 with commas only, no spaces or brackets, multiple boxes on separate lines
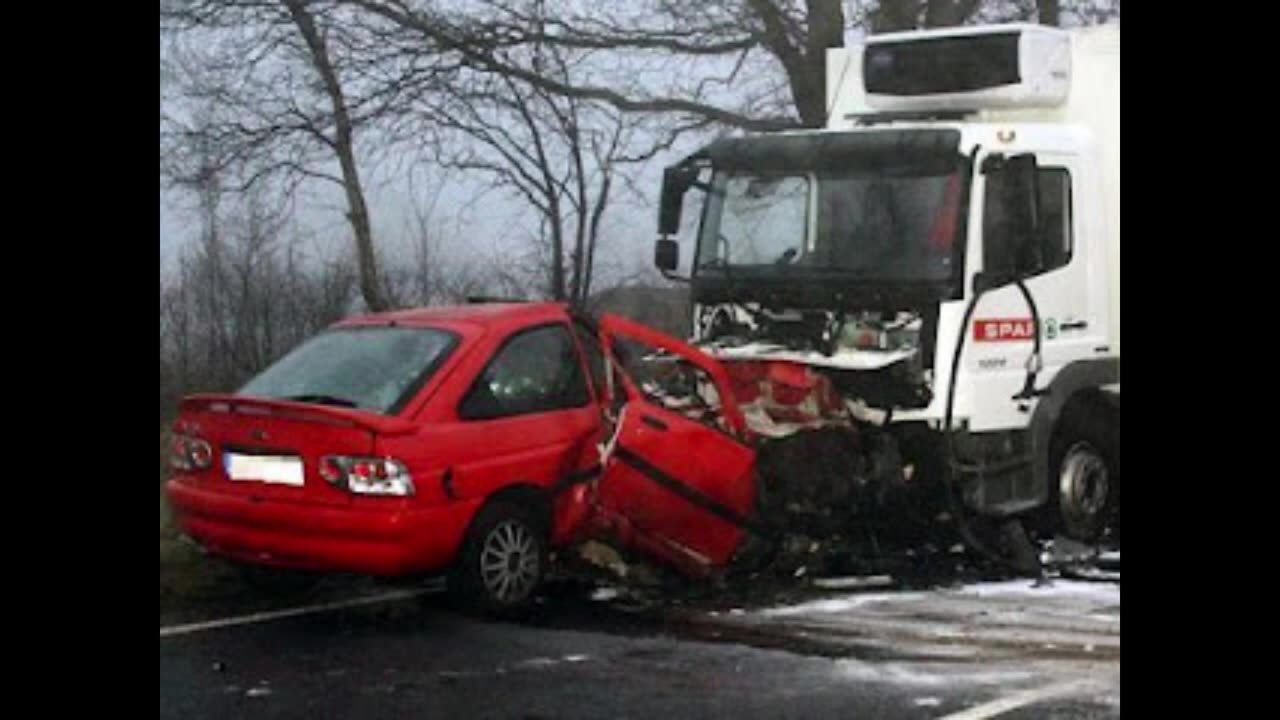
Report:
974,318,1035,342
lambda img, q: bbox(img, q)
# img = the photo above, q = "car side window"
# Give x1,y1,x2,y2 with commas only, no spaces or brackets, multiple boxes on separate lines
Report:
458,324,591,420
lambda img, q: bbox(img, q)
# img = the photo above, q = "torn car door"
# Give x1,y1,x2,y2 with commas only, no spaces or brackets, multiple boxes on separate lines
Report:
589,313,760,577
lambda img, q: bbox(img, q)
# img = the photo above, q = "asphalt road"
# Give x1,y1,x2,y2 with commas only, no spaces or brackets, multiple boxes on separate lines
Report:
159,584,1119,720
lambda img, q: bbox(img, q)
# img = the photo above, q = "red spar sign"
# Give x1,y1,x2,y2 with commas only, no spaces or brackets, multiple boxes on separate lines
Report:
974,318,1035,342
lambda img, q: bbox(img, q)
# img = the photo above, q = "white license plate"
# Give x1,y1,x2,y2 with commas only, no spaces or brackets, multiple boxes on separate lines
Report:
223,453,305,486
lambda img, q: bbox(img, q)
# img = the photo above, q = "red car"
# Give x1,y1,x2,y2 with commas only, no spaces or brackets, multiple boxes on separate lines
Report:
166,302,759,614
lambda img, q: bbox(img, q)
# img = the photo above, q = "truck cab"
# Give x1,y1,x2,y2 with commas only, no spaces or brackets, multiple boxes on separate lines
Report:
653,23,1120,552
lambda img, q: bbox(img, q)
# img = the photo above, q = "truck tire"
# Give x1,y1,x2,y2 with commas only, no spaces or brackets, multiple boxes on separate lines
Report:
1048,401,1118,543
448,501,547,617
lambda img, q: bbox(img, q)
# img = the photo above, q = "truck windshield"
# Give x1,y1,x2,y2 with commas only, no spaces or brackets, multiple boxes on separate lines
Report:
695,167,966,282
239,327,457,415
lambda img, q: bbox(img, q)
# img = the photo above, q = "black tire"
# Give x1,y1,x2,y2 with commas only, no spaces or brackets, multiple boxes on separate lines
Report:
1048,401,1118,543
727,470,780,579
448,501,548,617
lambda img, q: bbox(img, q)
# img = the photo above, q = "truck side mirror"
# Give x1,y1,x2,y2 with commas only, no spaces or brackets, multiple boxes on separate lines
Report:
658,165,699,236
980,152,1042,286
1004,153,1041,246
654,238,679,273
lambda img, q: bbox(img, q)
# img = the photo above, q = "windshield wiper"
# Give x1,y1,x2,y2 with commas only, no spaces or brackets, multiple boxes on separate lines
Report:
284,394,359,408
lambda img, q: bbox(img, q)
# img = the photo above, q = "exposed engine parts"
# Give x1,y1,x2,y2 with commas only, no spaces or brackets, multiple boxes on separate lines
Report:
696,303,934,413
620,300,1118,583
698,304,924,357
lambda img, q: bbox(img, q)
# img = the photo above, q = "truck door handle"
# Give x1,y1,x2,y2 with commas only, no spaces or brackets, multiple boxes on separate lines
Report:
1060,321,1088,331
641,415,668,431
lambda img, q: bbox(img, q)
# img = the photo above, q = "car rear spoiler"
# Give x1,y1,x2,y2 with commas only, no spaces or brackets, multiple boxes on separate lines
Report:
178,394,418,437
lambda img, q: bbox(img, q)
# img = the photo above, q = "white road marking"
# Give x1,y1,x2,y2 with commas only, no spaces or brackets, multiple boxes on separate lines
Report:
159,589,433,638
937,679,1097,720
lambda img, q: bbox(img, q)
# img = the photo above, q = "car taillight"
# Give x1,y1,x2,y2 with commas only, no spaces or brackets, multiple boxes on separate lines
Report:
319,456,414,496
170,434,213,472
319,456,343,484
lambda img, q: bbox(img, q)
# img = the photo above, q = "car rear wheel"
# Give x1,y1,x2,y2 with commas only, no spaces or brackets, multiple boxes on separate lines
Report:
449,501,547,616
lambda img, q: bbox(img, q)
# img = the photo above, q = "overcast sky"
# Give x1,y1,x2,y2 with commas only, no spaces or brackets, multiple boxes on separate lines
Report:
160,18,1104,283
156,5,809,284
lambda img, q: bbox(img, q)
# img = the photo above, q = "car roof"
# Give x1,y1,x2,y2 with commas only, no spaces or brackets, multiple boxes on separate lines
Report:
337,302,573,332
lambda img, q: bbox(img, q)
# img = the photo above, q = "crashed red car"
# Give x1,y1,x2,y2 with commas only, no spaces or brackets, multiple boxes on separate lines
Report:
165,302,759,613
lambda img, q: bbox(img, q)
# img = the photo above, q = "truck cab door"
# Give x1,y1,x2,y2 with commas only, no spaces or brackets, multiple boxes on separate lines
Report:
590,313,760,577
969,152,1107,429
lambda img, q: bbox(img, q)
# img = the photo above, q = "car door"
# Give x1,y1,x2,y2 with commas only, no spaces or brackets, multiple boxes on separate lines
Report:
401,321,603,517
589,313,760,577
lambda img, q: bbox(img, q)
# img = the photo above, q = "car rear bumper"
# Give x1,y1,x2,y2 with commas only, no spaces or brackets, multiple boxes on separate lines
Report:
165,477,481,576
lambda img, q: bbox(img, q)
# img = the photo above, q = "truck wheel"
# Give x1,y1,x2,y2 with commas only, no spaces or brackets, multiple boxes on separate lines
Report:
1049,404,1117,543
449,501,547,616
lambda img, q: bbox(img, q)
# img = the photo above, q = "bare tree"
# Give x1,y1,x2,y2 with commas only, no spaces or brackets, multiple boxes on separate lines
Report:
161,0,452,311
159,148,360,423
416,42,658,304
280,0,386,310
342,1,1114,132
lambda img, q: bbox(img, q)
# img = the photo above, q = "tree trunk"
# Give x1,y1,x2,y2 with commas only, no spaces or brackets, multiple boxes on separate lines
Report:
583,170,610,303
749,0,845,128
568,145,588,305
871,0,922,32
1037,0,1061,26
924,0,982,27
873,0,983,32
799,0,846,127
282,0,389,312
548,209,567,301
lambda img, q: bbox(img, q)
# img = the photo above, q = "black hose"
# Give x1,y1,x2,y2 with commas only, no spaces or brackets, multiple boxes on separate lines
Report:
942,276,1048,573
1011,278,1044,401
941,285,1017,569
939,143,1041,572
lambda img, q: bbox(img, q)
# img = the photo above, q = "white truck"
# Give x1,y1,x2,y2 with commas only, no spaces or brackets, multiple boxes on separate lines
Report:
652,22,1119,569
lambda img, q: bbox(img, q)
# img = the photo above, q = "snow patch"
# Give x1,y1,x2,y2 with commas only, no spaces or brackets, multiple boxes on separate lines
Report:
813,575,894,590
514,654,592,670
951,580,1119,604
833,659,1034,688
515,657,559,669
590,587,621,602
760,592,928,617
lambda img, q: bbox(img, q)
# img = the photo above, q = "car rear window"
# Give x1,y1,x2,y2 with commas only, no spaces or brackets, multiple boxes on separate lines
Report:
239,326,457,415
